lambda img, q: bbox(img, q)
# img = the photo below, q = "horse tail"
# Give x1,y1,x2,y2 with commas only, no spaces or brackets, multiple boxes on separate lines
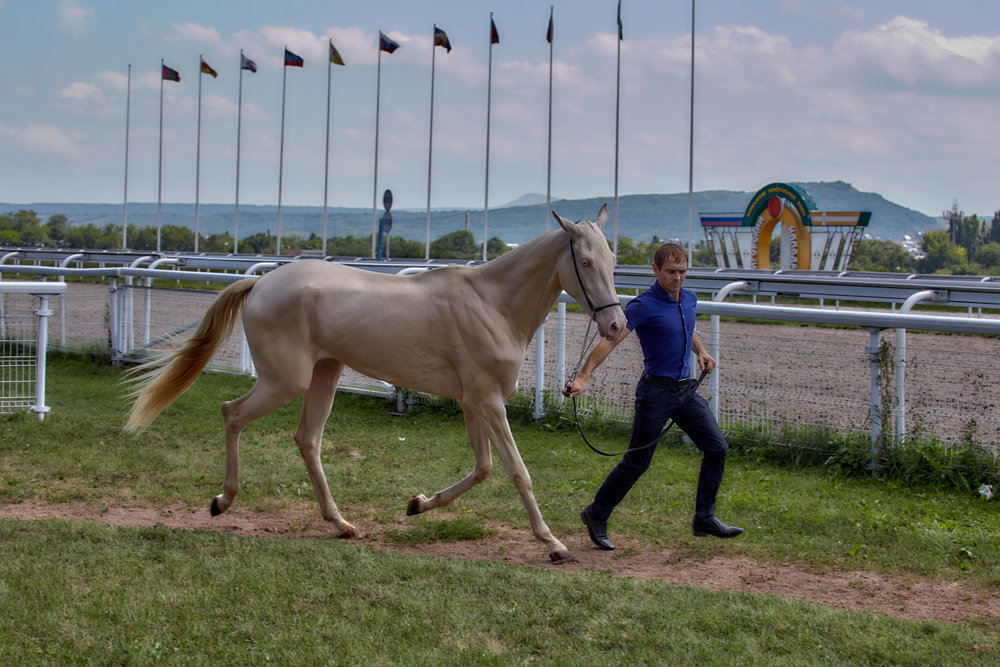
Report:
124,277,259,433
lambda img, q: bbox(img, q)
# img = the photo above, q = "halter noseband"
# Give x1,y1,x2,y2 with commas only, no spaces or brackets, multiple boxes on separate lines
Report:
568,237,621,317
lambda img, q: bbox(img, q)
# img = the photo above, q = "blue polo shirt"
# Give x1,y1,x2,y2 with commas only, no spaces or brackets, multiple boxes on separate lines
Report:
624,281,697,380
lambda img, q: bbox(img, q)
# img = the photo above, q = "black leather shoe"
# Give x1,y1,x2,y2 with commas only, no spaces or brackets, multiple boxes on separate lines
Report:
692,516,744,539
581,505,615,550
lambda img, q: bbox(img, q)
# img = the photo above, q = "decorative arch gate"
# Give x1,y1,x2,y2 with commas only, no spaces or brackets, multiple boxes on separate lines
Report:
700,182,871,270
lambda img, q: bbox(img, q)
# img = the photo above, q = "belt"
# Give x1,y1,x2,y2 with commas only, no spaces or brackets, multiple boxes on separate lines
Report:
642,372,693,387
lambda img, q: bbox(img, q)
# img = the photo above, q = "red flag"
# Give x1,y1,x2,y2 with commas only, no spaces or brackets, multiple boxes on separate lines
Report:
491,17,499,45
546,12,553,43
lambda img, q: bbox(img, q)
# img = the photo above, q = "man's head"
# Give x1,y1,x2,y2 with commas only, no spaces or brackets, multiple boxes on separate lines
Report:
652,243,687,300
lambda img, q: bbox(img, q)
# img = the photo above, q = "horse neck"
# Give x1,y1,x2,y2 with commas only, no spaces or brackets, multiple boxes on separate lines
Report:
475,230,566,340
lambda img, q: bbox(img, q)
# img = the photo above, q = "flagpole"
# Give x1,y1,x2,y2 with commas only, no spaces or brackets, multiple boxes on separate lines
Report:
483,14,495,262
122,63,131,250
235,51,244,253
195,54,204,253
613,1,622,257
371,40,383,258
277,46,288,256
323,40,333,257
687,0,696,265
157,58,164,252
425,25,438,261
546,5,554,233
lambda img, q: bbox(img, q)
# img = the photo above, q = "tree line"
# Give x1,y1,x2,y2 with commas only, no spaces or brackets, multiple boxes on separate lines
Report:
3,207,1000,274
0,209,510,260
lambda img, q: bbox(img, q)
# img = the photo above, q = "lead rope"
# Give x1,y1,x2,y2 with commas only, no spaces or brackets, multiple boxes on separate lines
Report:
567,334,708,457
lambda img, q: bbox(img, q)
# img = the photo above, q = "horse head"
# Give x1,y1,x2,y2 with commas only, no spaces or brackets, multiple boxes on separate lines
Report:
552,204,627,341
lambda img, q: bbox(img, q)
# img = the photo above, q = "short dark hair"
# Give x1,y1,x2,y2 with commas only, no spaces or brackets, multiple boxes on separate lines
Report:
653,243,687,269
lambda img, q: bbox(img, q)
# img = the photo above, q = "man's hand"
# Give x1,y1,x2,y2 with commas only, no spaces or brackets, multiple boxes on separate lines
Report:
563,375,588,398
696,351,716,374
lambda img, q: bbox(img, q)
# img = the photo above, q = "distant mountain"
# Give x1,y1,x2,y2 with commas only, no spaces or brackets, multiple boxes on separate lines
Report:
499,193,559,208
1,181,944,246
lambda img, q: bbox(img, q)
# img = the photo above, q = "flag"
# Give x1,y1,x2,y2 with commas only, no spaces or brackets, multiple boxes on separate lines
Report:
161,64,180,82
329,39,345,66
200,58,217,78
617,0,623,40
434,26,452,53
546,12,553,43
284,48,304,67
240,53,257,73
379,31,400,53
490,17,499,45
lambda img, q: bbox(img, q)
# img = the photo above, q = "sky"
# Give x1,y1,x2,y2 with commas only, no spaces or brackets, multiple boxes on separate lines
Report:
1,0,999,219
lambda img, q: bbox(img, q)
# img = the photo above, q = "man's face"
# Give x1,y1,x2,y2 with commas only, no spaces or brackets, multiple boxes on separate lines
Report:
653,257,687,299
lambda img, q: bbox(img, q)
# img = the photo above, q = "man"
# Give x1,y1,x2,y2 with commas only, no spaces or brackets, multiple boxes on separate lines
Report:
563,243,743,550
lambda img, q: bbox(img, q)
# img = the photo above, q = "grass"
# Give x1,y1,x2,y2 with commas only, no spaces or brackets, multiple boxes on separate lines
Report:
2,355,1000,662
1,519,998,665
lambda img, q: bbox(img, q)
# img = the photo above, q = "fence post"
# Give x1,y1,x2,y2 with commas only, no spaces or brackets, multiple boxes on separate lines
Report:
108,278,120,364
533,319,546,420
556,302,566,405
865,328,883,470
29,295,54,420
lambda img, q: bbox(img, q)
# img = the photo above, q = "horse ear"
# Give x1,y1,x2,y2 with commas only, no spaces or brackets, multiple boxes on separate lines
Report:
594,204,609,230
552,210,579,235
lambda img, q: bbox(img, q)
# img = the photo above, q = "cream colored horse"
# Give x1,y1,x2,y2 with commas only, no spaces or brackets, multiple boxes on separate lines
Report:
126,206,626,562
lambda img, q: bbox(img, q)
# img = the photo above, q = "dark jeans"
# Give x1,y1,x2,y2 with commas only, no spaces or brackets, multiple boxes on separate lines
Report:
590,372,728,523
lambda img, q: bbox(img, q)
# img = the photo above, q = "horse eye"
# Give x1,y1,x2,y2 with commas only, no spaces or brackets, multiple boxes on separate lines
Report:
582,259,591,267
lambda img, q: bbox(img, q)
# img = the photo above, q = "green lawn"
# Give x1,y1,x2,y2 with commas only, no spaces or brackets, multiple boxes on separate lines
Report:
1,355,999,664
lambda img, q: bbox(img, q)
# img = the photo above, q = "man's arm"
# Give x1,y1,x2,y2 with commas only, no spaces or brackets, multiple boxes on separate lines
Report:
692,331,716,374
562,328,632,398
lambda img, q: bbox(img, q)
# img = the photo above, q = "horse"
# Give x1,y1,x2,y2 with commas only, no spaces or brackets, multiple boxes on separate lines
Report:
125,205,626,562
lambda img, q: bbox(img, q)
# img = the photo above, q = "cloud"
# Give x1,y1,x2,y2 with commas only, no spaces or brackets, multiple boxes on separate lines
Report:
834,16,1000,93
170,22,221,44
0,122,77,156
55,71,129,119
55,0,94,38
58,81,99,100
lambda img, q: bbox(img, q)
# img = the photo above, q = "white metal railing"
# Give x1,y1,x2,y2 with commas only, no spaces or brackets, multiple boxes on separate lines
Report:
2,262,1000,449
0,281,67,420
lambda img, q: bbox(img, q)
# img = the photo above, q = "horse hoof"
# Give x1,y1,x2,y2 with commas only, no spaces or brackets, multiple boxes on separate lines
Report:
406,495,426,516
210,497,222,516
336,524,359,539
549,549,575,564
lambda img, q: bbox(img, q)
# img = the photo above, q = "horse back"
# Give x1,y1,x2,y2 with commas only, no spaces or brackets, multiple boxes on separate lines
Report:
241,261,524,400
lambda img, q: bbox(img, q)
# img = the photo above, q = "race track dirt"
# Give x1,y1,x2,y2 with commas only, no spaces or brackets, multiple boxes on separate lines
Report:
2,498,998,633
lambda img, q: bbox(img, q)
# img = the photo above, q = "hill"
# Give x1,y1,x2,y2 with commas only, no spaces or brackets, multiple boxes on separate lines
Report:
2,181,943,246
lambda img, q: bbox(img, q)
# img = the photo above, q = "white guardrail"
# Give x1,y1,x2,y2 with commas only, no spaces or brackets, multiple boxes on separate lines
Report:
2,259,1000,452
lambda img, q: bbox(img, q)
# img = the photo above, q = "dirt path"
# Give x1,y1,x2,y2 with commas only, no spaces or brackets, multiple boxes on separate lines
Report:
2,498,998,632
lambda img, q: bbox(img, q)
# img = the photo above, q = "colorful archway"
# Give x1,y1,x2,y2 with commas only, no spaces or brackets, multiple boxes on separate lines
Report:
699,182,871,271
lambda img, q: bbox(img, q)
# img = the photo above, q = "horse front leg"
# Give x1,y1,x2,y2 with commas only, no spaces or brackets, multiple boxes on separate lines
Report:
478,403,573,563
407,406,493,515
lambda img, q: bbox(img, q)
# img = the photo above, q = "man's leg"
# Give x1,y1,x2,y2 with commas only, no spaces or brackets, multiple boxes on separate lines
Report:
589,377,680,521
675,393,742,537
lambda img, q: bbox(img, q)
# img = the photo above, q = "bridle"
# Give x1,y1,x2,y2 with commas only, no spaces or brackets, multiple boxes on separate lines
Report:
568,237,621,318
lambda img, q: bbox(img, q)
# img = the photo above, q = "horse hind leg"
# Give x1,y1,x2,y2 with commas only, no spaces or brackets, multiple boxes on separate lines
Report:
407,406,493,515
213,378,301,516
293,358,357,538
